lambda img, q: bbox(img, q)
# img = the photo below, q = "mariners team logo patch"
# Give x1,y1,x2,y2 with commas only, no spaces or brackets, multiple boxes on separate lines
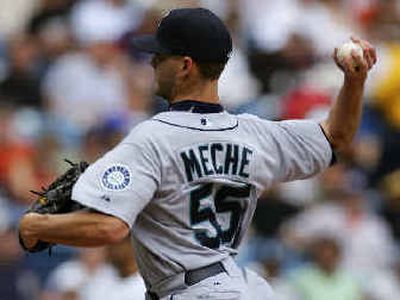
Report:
101,165,131,191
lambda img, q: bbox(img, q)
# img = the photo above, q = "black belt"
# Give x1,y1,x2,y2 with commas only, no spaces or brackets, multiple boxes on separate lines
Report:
146,261,226,299
185,261,226,286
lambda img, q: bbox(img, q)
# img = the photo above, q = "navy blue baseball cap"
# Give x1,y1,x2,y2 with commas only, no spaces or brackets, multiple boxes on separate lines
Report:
131,8,232,63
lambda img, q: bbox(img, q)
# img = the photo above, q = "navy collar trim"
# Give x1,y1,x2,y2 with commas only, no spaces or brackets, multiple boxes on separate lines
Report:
169,100,224,114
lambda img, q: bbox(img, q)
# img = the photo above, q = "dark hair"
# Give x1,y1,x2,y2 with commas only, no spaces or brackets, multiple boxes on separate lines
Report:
196,61,227,80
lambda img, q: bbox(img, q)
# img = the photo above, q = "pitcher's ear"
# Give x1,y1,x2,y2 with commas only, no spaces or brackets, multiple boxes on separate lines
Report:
182,56,194,72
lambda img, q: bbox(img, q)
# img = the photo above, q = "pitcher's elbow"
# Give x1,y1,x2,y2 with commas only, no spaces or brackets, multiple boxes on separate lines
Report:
321,122,354,152
100,217,130,244
330,131,354,152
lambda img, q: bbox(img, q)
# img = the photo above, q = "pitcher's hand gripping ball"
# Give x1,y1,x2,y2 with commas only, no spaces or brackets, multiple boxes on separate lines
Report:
336,40,364,72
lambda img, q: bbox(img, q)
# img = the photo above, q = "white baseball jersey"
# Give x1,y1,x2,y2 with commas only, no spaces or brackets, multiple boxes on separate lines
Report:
72,106,332,289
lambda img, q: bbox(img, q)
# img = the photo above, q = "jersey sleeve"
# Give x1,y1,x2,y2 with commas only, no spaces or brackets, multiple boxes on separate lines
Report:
253,119,333,186
71,130,161,228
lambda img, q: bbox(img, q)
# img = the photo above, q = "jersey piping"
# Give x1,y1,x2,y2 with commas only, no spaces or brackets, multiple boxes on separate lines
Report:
151,118,239,132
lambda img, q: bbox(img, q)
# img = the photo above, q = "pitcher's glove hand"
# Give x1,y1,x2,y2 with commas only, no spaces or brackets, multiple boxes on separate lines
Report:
19,159,89,253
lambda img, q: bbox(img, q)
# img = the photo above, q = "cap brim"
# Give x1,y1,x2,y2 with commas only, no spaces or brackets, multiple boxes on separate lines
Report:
130,34,169,54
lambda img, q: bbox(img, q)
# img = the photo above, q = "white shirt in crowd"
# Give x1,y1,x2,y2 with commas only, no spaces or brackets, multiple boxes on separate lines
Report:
46,259,146,300
43,53,129,129
83,272,146,300
71,0,143,44
285,203,396,277
241,0,354,56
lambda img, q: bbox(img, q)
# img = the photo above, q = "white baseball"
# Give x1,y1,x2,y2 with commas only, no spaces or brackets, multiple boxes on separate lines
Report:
336,41,364,68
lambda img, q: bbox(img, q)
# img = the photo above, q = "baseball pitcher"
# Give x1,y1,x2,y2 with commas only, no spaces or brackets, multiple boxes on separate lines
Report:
19,8,377,300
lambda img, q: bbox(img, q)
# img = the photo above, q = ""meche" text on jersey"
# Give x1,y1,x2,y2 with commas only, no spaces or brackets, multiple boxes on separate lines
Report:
180,143,253,182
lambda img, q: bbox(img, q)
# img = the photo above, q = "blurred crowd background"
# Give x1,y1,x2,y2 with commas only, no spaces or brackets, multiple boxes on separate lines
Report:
1,0,400,299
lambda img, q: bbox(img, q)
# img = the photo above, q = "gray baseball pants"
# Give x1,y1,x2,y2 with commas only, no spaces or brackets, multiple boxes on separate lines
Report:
146,256,275,300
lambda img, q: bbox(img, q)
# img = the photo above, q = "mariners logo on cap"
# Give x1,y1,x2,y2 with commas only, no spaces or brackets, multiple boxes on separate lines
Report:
101,164,131,191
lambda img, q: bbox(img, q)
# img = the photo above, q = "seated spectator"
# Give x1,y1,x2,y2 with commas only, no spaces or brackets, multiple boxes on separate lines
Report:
0,35,43,108
282,165,396,278
261,257,296,300
27,0,77,68
0,106,36,204
0,105,62,204
0,194,25,300
42,46,129,131
290,236,362,300
100,236,146,300
0,226,24,300
42,0,146,131
43,239,146,300
42,247,116,300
